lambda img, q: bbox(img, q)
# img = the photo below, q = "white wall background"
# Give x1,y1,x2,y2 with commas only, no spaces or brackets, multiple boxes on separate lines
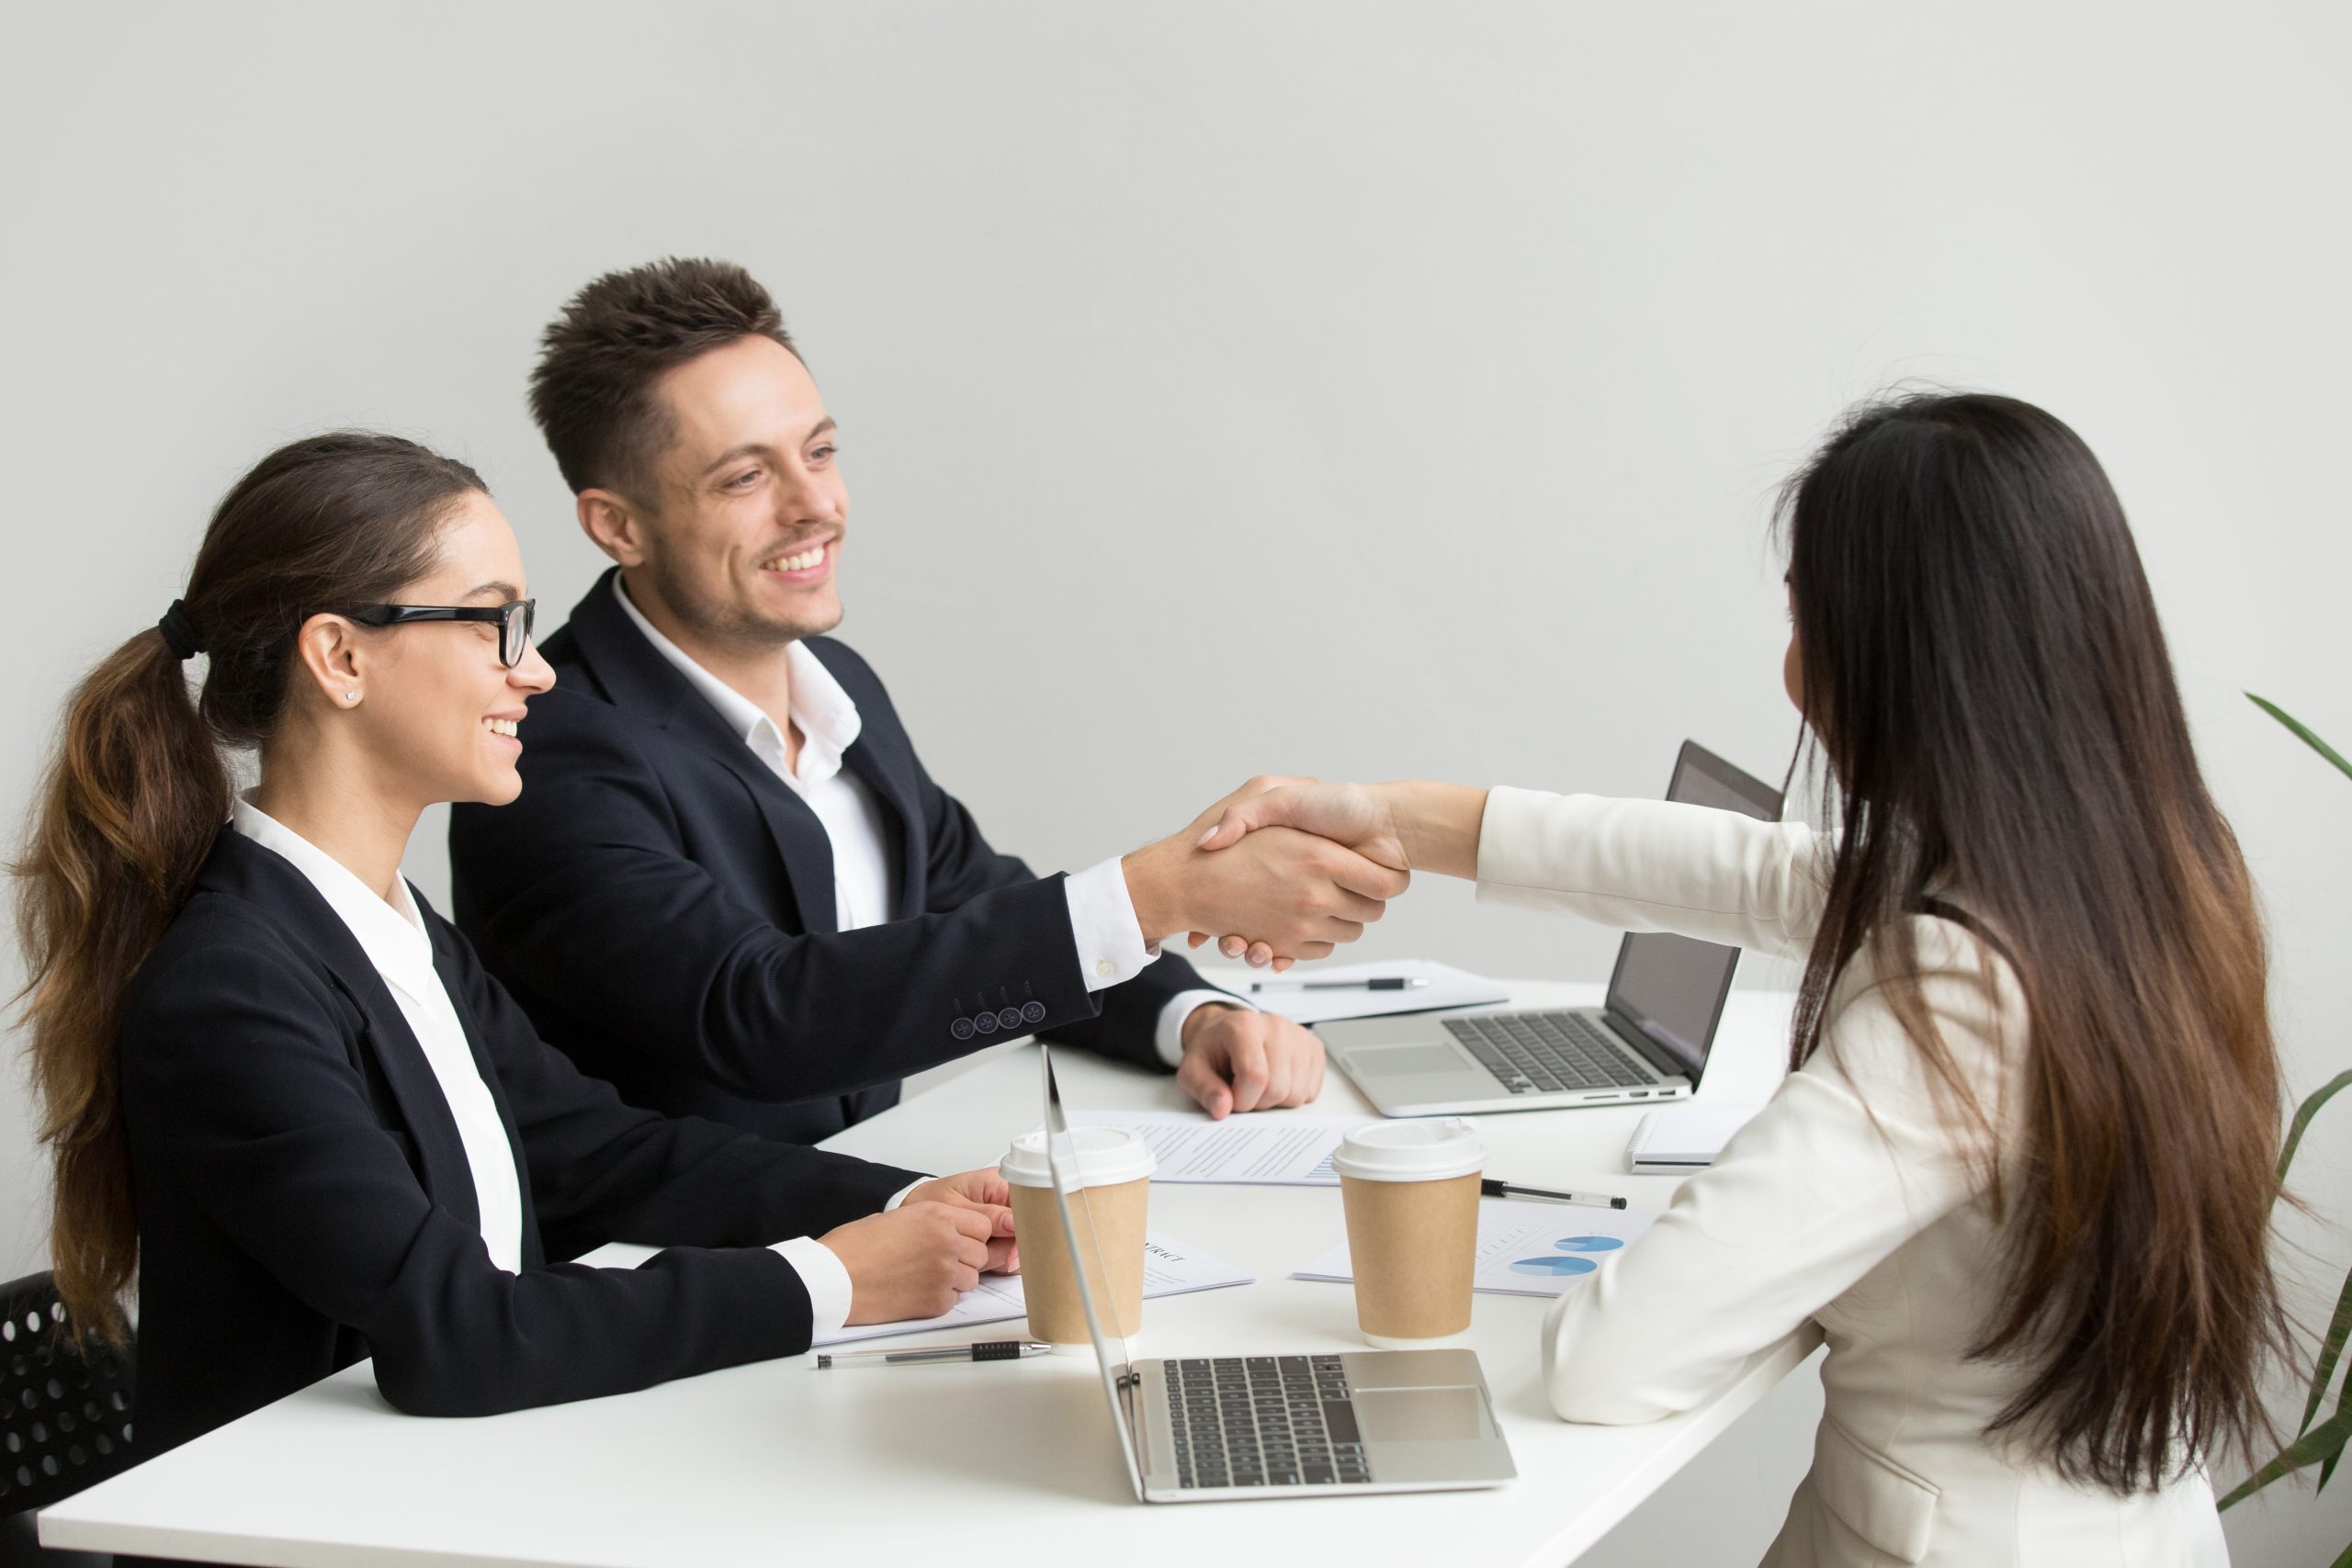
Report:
4,3,2347,1560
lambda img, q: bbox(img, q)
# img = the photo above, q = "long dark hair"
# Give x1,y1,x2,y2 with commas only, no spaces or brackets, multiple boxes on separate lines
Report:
13,432,485,1340
1778,390,2285,1491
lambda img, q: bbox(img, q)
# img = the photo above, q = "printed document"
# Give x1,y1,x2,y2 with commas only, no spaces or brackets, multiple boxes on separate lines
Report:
1232,958,1510,1024
1068,1110,1375,1185
813,1231,1253,1347
1291,1199,1656,1299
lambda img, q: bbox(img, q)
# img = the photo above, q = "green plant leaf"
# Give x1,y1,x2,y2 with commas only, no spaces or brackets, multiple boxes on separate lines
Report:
2333,1537,2352,1568
2219,1406,2352,1508
2248,694,2352,784
2282,1071,2352,1182
2306,1269,2352,1438
2322,1337,2352,1494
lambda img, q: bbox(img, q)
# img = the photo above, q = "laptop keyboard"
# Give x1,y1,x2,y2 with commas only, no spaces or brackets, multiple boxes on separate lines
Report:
1164,1355,1372,1489
1444,1010,1653,1094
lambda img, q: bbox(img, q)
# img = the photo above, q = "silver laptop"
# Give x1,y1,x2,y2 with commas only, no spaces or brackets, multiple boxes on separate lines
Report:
1037,1046,1516,1500
1322,741,1781,1117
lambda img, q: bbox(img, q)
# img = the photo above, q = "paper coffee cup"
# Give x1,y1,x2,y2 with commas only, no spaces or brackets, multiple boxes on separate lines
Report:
1001,1127,1156,1346
1333,1119,1485,1348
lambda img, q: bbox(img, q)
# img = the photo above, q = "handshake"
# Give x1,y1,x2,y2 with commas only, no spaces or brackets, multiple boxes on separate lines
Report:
820,778,1484,1326
1120,776,1463,972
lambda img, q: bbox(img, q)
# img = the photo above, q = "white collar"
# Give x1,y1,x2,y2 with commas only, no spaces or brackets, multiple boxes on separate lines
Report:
231,794,438,992
612,574,862,781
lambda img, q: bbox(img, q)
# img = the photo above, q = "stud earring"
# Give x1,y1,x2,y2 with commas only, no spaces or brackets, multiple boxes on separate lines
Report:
345,691,359,704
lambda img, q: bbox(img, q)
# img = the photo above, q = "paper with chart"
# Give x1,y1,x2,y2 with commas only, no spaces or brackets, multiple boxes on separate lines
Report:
812,1231,1253,1346
1067,1110,1376,1186
1234,958,1510,1024
1291,1199,1657,1299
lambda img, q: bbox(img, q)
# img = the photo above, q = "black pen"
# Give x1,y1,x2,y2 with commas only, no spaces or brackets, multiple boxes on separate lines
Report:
1482,1179,1628,1211
814,1339,1053,1370
1250,977,1430,993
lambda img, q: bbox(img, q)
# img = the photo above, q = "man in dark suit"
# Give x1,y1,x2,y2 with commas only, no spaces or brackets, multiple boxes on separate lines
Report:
449,258,1403,1145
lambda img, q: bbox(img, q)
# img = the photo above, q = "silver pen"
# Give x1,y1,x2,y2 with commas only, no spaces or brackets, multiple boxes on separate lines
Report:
813,1339,1054,1370
1250,976,1430,993
1481,1179,1629,1211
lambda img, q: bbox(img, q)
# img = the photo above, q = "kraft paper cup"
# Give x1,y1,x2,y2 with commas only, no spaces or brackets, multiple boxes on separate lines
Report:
1001,1127,1156,1347
1333,1119,1485,1348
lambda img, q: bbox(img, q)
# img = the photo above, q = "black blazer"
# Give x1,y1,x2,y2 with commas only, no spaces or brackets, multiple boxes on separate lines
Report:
119,829,921,1459
448,570,1223,1144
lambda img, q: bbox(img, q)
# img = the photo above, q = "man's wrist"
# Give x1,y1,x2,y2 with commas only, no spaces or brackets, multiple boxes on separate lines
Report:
1179,999,1244,1052
1120,841,1182,946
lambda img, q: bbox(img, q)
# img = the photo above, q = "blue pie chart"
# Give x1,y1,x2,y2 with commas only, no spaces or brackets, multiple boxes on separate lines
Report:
1554,1235,1624,1254
1509,1255,1598,1277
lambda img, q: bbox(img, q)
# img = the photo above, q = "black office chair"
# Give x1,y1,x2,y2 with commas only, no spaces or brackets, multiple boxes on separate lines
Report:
0,1271,131,1568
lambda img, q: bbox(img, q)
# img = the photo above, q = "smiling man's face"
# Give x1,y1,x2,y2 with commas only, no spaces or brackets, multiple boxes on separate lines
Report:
628,333,848,648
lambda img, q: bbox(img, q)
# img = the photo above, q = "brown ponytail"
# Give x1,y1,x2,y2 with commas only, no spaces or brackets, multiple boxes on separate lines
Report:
13,432,485,1340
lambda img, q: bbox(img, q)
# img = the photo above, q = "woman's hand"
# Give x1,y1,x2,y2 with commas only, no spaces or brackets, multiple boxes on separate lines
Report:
899,1168,1019,1273
821,1198,1001,1325
1187,781,1486,968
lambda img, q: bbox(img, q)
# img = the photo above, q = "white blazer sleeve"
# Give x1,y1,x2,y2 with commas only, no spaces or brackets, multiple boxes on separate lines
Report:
1541,918,2020,1424
1475,788,1827,960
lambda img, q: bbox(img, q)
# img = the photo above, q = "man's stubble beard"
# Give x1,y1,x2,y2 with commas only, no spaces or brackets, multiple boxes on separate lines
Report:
641,547,843,649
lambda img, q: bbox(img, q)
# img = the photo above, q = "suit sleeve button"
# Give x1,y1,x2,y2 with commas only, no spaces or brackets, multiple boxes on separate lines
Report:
1023,1000,1047,1024
998,1008,1023,1031
973,1011,999,1035
951,1017,976,1041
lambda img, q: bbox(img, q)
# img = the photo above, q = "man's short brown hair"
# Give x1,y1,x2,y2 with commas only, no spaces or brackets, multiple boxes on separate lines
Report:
529,257,797,502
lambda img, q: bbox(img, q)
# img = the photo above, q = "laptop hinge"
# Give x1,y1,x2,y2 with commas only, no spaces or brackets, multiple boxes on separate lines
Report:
1605,1011,1691,1078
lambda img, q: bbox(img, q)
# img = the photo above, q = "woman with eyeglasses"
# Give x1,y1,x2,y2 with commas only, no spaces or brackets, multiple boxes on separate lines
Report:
1193,393,2278,1565
17,431,1016,1459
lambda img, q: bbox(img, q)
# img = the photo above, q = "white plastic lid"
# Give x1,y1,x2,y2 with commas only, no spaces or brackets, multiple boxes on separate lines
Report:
1330,1119,1485,1182
1000,1126,1158,1190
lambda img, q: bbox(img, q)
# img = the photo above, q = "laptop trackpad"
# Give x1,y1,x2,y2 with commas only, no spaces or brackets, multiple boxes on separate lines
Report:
1349,1043,1473,1079
1352,1385,1495,1443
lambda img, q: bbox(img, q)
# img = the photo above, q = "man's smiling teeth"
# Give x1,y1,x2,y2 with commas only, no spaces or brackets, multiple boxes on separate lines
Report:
763,544,826,572
483,717,519,739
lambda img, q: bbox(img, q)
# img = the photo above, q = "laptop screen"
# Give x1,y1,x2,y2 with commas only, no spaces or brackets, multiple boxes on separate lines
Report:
1601,741,1784,1077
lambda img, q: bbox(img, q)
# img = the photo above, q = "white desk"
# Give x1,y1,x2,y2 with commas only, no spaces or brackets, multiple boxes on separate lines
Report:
42,982,1818,1567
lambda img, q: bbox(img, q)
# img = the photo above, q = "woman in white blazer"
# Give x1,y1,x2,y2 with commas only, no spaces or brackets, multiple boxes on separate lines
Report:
1193,392,2285,1567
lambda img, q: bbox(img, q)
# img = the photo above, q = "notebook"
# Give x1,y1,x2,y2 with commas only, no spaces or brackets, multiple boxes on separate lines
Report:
1624,1106,1759,1172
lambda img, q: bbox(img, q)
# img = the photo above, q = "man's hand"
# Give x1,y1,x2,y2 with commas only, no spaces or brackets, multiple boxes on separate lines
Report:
899,1168,1019,1273
1177,1004,1327,1119
1122,777,1409,965
821,1198,997,1325
1188,781,1483,969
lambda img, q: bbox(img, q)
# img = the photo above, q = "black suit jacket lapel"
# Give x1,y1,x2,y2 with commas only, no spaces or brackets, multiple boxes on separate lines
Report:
563,570,840,936
812,643,924,920
209,835,484,1231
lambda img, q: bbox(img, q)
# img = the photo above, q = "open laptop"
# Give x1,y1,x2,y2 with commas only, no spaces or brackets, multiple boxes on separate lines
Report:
1321,740,1782,1117
1037,1046,1516,1500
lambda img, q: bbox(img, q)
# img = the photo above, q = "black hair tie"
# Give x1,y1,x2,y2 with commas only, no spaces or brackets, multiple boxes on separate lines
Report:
157,600,204,661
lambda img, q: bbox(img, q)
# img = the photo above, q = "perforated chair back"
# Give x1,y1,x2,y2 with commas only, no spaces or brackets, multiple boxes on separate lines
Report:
0,1273,134,1519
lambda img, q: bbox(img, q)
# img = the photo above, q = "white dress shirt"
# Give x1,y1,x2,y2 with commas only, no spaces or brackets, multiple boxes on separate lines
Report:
614,579,1240,1065
232,796,865,1337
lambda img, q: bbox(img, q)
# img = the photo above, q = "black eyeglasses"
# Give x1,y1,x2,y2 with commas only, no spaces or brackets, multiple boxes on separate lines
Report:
344,599,537,668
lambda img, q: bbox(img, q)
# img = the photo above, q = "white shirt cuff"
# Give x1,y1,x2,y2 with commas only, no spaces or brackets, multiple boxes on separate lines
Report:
773,1235,855,1340
884,1179,924,1212
1154,989,1255,1069
1064,856,1157,991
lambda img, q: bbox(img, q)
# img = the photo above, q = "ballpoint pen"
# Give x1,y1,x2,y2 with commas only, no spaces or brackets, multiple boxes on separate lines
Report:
1481,1179,1629,1211
1249,977,1431,993
813,1339,1054,1370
